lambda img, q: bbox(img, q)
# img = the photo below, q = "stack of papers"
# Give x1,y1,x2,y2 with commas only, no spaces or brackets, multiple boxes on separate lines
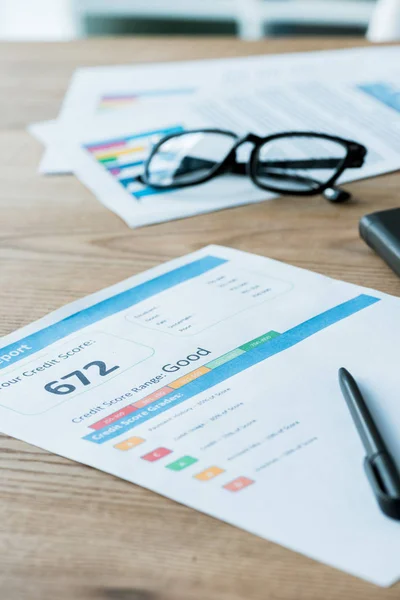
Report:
1,246,400,585
30,46,400,227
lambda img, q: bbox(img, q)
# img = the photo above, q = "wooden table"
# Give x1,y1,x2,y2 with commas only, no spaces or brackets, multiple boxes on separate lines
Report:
1,37,399,600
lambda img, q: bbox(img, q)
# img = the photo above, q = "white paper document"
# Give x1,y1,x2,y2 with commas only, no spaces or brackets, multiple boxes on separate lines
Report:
31,45,400,174
40,71,400,228
37,106,268,227
1,246,399,585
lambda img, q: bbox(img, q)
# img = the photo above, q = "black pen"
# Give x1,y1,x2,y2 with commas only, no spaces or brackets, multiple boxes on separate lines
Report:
338,367,400,520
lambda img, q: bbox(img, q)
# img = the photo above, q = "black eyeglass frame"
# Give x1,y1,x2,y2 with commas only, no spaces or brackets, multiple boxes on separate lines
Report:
140,128,367,201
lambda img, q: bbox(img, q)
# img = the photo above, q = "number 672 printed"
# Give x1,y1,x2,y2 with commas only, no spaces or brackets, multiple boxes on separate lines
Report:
44,360,119,395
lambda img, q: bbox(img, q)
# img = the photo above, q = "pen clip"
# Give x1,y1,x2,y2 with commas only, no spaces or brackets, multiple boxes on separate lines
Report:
364,458,400,520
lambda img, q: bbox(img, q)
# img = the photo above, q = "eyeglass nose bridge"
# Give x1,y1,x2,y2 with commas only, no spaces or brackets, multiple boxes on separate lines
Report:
227,133,264,169
234,133,264,147
223,133,262,177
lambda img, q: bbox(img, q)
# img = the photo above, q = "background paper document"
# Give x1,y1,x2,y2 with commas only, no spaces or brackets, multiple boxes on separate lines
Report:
41,73,400,228
0,246,399,585
30,45,400,174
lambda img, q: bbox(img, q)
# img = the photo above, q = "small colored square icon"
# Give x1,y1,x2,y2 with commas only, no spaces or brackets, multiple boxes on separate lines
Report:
194,466,225,481
166,456,198,471
223,477,254,492
141,447,172,462
114,437,145,451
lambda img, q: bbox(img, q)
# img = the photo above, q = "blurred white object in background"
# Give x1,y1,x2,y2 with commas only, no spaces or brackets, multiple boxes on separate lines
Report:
0,0,75,40
0,0,379,41
367,0,400,41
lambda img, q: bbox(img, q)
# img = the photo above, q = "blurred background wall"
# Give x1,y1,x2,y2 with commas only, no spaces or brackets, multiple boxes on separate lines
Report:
0,0,380,41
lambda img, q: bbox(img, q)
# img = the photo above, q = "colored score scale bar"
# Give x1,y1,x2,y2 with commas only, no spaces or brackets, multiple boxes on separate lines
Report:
88,330,280,433
82,292,379,446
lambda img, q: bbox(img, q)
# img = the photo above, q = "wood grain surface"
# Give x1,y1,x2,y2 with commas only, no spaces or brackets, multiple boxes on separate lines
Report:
1,37,400,600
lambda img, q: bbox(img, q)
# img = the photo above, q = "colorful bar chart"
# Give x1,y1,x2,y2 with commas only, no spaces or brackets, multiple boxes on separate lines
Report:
358,82,400,114
84,125,184,199
83,294,379,445
98,89,195,111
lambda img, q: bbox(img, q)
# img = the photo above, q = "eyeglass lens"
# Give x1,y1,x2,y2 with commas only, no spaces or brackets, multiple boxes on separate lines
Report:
146,131,236,187
146,131,348,193
254,135,347,192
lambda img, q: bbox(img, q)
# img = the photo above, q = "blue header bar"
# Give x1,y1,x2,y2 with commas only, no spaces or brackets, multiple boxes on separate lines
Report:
0,255,226,370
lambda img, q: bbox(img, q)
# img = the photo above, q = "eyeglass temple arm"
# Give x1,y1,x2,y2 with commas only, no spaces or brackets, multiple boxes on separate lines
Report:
234,157,362,172
177,156,357,175
228,158,351,202
175,156,338,184
246,163,351,202
173,156,351,202
153,153,364,182
177,156,350,200
142,155,353,202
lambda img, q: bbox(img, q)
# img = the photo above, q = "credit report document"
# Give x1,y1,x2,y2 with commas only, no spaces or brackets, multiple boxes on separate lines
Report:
1,246,399,586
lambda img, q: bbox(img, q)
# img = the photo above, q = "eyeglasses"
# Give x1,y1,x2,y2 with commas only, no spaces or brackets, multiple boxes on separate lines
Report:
138,129,367,203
